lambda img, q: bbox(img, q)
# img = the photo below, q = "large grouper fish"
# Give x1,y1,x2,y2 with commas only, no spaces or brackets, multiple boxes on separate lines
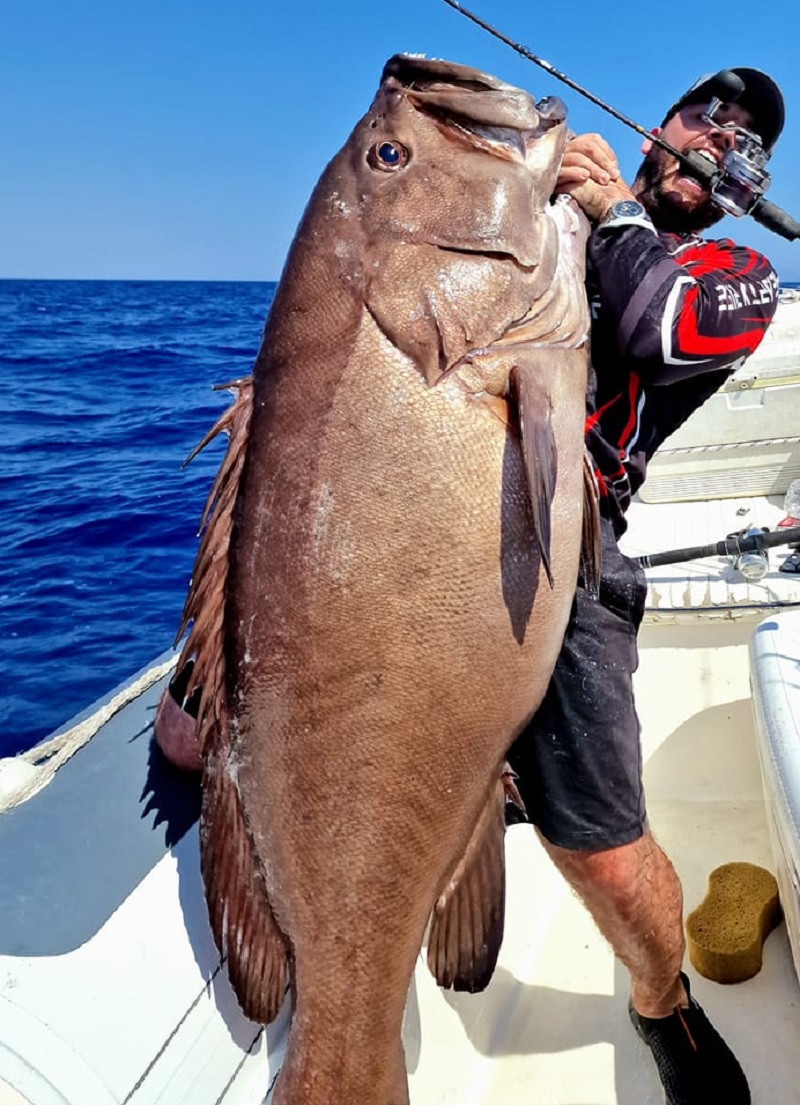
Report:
159,53,598,1105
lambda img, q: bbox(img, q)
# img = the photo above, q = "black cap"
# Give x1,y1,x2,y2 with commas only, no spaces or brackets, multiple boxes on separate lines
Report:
662,67,785,153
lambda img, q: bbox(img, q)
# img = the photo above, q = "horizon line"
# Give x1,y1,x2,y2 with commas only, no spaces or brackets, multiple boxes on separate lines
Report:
0,276,280,284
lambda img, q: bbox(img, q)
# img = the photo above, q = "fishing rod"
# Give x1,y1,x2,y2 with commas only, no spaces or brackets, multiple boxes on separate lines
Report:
636,525,800,570
441,0,800,241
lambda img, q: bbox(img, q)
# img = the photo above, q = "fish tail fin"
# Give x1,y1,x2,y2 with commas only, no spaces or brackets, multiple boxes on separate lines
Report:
581,450,602,599
510,366,556,588
173,375,254,756
202,743,291,1024
426,764,521,992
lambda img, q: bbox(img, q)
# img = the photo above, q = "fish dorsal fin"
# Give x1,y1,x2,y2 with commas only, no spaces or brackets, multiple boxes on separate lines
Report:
426,766,524,992
174,375,254,755
202,749,290,1024
581,451,602,599
509,365,557,588
168,375,291,1023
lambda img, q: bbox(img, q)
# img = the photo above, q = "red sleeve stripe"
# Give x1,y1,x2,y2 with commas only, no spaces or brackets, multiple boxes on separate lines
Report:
675,285,765,357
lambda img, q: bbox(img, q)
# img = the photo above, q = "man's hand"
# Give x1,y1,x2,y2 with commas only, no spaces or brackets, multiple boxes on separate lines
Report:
556,133,638,222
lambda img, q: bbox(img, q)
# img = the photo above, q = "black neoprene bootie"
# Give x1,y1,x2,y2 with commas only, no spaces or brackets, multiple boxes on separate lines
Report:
629,972,750,1104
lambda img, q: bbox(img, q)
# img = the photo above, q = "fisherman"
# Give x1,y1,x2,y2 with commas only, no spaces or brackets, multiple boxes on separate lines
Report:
507,68,785,1104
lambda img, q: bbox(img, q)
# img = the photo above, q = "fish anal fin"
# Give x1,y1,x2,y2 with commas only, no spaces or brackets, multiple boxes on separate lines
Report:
581,450,602,599
426,765,520,993
509,365,557,588
201,744,290,1024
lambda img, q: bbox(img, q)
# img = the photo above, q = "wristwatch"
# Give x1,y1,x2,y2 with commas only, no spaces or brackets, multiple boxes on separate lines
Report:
598,200,656,234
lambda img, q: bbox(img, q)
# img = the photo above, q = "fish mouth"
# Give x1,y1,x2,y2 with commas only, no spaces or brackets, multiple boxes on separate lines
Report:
382,53,565,158
416,103,549,160
382,53,531,99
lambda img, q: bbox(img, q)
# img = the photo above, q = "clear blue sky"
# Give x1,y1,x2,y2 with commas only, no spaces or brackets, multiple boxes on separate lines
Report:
3,0,799,282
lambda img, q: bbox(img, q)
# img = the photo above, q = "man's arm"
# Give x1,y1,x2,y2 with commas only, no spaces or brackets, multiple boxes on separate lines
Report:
557,133,780,383
589,227,779,383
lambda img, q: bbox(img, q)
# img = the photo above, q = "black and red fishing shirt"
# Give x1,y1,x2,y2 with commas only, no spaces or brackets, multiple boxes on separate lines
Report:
584,223,779,535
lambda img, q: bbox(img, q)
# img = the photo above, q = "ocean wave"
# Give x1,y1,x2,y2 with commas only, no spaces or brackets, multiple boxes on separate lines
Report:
0,279,274,757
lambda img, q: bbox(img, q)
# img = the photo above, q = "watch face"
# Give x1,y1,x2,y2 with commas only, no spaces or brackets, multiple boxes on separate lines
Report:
612,200,645,218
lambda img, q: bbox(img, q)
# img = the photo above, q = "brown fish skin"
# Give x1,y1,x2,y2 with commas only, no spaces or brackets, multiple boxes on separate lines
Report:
182,55,592,1105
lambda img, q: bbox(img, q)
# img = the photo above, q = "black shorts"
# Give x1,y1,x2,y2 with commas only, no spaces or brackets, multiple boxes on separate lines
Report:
507,518,648,851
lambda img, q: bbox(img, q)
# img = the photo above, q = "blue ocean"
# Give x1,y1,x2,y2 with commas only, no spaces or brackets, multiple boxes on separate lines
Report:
2,277,798,758
1,280,275,758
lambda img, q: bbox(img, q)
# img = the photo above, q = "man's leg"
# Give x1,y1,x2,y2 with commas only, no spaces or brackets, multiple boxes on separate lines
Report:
508,524,750,1101
539,827,750,1103
540,829,687,1017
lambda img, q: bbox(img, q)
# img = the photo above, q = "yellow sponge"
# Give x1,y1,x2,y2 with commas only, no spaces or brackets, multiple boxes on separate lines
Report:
686,862,781,984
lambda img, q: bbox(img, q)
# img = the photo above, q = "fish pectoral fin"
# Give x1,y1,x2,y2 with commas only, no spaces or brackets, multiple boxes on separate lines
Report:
426,766,517,993
509,365,557,588
581,450,602,599
202,749,290,1024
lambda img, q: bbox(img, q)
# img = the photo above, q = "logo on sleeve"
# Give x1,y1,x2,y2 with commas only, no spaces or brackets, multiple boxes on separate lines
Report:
716,272,779,312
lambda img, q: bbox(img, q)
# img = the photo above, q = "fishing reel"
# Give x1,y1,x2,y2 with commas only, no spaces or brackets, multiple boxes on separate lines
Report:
726,525,770,581
699,96,771,218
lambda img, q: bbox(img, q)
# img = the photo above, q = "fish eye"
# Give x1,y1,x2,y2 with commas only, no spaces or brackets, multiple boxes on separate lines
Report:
367,140,409,172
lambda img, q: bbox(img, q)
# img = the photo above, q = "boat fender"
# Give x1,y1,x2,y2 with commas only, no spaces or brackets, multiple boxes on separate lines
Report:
0,756,42,809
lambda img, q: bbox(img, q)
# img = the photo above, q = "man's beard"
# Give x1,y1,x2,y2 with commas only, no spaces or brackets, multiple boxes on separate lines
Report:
633,147,725,234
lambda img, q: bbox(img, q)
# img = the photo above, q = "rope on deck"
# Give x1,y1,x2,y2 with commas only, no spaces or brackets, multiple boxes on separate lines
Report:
0,654,178,814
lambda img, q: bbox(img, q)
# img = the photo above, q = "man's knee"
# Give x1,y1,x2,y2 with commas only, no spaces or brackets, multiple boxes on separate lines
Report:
542,829,670,902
